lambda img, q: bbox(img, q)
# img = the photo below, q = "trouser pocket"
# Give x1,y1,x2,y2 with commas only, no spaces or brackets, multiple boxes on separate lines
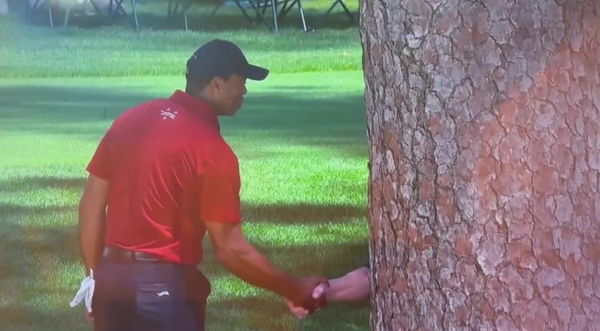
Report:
134,282,175,329
183,268,211,302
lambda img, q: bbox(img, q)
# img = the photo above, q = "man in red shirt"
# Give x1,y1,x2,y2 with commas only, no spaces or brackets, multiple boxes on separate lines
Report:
76,39,326,331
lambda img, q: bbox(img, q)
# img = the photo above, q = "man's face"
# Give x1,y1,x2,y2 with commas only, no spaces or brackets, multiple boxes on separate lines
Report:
213,74,247,116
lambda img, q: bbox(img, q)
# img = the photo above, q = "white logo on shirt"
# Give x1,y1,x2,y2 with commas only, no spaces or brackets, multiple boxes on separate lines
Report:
156,291,170,297
160,108,178,120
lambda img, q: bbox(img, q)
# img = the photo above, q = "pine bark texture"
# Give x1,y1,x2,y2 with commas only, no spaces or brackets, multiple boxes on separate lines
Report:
360,1,600,330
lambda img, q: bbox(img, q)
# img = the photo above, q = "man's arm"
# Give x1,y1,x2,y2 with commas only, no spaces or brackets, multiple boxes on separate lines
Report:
78,174,109,274
286,266,370,319
322,266,370,302
204,221,326,309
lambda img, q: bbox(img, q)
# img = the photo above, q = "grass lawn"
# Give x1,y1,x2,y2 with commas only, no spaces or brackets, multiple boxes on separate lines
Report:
0,4,369,330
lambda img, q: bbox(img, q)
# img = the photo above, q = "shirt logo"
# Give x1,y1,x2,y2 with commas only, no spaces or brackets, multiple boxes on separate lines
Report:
160,108,178,120
156,291,170,297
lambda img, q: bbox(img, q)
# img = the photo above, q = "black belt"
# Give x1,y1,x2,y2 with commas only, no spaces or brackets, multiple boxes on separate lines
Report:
102,246,162,263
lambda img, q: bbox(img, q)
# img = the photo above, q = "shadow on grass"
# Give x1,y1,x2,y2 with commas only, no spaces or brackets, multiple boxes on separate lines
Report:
0,86,364,128
207,295,368,330
0,203,73,215
201,240,368,283
202,239,369,329
0,218,79,275
0,176,365,225
0,219,367,330
0,173,368,329
0,304,91,331
0,85,367,158
0,177,85,191
0,222,367,331
263,241,369,275
228,93,365,133
1,292,367,331
242,202,365,224
0,85,156,124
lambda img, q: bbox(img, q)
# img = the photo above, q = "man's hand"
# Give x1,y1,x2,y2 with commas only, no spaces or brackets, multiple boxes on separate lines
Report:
285,279,329,318
285,266,371,318
312,282,328,299
285,299,310,319
292,277,329,311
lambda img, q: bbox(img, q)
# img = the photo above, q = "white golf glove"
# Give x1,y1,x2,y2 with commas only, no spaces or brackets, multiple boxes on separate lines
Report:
69,270,95,313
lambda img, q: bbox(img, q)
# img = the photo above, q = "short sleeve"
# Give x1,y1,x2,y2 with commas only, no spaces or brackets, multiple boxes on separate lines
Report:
86,132,112,180
197,141,242,223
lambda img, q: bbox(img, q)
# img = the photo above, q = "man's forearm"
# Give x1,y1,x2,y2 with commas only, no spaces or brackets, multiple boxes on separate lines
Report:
79,208,106,273
325,267,370,302
78,175,109,275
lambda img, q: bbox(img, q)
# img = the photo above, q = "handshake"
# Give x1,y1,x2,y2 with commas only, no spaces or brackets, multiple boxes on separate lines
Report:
283,266,370,319
282,277,330,319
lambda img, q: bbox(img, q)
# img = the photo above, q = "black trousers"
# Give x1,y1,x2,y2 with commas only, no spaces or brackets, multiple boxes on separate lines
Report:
92,257,211,331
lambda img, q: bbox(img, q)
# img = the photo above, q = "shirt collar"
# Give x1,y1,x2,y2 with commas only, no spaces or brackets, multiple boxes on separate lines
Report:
169,90,220,130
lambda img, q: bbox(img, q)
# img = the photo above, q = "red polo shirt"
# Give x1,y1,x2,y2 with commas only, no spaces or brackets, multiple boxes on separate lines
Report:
87,90,241,265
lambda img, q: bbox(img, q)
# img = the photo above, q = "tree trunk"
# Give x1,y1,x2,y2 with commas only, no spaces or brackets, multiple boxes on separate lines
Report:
361,0,600,330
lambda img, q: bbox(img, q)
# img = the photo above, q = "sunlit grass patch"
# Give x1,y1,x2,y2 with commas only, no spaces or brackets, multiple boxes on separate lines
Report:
244,219,367,250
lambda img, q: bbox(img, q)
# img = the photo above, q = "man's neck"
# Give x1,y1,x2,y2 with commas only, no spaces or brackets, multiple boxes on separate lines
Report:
185,89,221,116
186,89,207,101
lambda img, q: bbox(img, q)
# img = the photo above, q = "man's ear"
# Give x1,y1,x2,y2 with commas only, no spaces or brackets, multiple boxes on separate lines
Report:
209,76,224,92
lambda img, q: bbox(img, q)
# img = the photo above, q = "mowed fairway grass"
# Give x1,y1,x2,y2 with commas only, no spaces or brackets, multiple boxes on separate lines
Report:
0,4,369,330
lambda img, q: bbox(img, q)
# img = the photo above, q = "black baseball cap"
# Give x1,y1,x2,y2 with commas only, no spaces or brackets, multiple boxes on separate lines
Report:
186,39,269,81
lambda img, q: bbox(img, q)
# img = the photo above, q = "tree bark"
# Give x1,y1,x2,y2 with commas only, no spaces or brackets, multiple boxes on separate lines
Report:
361,0,600,330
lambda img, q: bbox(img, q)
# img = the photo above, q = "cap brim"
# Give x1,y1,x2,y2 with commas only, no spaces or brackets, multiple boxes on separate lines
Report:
243,64,269,81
